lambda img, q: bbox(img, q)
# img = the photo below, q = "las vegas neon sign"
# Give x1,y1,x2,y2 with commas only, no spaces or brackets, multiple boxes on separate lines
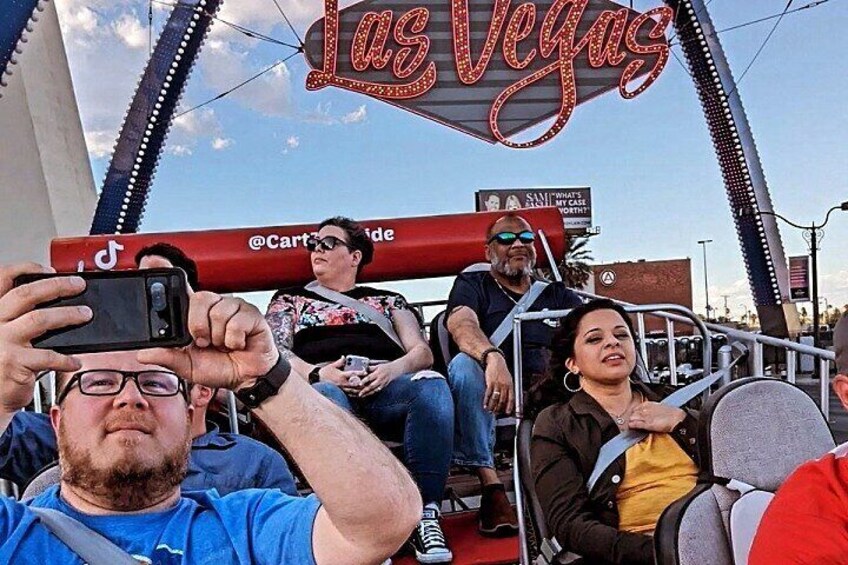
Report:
304,0,674,148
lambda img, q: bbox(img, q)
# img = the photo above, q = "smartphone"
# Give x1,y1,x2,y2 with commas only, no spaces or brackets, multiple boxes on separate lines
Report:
13,268,191,354
343,355,370,373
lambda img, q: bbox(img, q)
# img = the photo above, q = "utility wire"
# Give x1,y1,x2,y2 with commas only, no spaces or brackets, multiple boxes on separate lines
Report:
669,0,832,48
148,0,153,57
173,51,300,119
270,0,304,47
151,0,301,50
725,0,794,97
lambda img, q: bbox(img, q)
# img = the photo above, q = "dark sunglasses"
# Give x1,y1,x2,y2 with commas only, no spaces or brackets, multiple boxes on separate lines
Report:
306,235,355,253
56,370,188,404
488,230,536,245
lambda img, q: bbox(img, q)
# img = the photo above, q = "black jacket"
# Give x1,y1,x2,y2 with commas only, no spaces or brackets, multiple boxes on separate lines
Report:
531,381,699,565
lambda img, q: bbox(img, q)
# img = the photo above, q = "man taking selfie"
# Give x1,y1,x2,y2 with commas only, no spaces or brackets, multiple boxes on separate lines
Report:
0,262,421,564
0,244,298,496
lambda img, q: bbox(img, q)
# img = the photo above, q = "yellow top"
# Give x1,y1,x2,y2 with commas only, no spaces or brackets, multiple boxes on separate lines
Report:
615,432,698,534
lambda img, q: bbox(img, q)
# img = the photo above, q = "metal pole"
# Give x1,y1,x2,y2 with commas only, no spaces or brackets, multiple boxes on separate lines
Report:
698,240,713,321
718,345,732,386
810,227,820,377
820,358,831,422
226,391,239,434
786,350,797,384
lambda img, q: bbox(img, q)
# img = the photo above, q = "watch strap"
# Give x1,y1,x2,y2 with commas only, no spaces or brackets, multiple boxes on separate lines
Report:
235,354,291,409
308,366,321,385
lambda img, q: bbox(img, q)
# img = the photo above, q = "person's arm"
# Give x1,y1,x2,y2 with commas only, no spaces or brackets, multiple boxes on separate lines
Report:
0,411,58,486
139,291,421,565
445,277,513,414
358,300,433,397
265,293,313,379
532,413,653,564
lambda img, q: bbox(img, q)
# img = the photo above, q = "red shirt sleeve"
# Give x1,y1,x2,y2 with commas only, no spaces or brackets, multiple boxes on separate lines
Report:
749,454,848,564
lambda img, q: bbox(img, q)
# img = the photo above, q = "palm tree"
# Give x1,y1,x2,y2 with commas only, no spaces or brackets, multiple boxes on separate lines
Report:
558,236,594,289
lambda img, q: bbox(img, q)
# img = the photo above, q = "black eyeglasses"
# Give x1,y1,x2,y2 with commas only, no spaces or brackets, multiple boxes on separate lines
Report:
305,235,355,253
56,370,187,404
487,230,536,245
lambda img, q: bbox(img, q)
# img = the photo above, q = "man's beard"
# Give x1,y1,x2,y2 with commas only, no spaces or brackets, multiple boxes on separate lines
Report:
491,253,535,281
58,414,191,511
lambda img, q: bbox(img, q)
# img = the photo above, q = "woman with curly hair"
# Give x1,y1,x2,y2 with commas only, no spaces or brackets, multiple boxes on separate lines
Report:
531,299,700,564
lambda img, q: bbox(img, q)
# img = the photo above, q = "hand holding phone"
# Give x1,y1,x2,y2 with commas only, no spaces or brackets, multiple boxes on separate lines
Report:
13,268,191,355
0,264,91,413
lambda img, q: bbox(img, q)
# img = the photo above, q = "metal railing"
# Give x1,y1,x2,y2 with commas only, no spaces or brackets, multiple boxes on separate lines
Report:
570,289,837,420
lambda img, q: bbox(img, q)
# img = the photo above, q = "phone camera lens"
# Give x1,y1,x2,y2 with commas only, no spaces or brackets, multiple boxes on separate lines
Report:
149,282,168,312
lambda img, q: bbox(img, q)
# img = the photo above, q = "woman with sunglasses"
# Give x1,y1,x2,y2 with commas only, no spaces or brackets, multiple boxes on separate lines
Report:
265,216,454,564
531,299,700,564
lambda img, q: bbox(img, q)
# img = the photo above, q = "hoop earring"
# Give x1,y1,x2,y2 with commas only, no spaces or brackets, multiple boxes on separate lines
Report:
563,370,583,393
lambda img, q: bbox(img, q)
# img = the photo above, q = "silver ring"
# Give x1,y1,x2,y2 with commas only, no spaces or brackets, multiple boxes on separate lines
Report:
492,391,501,397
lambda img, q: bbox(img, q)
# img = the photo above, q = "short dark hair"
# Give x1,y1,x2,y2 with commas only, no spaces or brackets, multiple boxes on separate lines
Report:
485,212,531,239
135,243,200,290
319,216,374,273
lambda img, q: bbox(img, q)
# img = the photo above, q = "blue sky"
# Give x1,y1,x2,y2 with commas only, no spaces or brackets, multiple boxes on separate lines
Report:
56,0,848,319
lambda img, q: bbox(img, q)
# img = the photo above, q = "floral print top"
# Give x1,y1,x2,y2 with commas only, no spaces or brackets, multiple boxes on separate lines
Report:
265,285,412,364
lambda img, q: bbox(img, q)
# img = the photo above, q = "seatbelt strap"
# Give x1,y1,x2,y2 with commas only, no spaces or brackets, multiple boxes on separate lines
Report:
305,281,403,349
586,367,728,493
489,281,549,348
30,507,139,565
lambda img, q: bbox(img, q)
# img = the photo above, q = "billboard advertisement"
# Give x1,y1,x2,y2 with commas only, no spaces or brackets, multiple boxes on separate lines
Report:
476,187,592,231
788,255,811,302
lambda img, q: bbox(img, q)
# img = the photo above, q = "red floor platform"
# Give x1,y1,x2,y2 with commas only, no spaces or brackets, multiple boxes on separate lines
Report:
394,510,519,565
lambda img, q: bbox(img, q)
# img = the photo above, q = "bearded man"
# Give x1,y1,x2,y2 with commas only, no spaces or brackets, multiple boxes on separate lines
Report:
0,262,420,564
444,213,582,536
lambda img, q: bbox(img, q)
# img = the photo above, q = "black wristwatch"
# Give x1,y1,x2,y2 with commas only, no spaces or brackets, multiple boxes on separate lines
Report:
308,365,322,385
235,354,292,409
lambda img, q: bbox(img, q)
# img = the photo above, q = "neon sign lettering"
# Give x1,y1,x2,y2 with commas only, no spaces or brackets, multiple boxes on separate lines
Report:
305,0,673,148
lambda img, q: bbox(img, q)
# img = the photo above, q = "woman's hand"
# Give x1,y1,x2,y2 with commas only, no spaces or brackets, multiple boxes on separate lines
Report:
627,402,686,433
359,362,400,398
319,357,366,395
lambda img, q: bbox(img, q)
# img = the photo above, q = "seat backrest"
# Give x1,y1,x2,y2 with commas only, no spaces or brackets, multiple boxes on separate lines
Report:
22,463,61,500
655,377,836,565
429,310,451,376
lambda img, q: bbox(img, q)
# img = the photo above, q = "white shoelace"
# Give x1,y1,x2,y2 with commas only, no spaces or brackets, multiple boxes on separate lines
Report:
418,518,447,550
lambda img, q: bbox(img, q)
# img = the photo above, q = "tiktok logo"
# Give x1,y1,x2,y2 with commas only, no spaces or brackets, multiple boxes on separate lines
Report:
94,240,124,271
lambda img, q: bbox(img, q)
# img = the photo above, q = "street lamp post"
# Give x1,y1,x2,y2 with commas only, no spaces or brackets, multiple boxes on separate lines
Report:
697,239,713,321
758,201,848,354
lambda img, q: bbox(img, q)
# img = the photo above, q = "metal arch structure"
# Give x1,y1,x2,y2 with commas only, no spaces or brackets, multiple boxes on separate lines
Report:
0,0,47,96
663,0,799,337
90,0,223,235
90,0,799,335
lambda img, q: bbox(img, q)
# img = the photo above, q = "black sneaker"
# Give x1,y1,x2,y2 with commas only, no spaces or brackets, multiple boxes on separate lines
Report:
409,504,453,564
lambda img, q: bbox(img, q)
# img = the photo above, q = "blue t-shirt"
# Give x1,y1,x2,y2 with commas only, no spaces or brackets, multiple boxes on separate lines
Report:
0,486,320,564
0,412,298,496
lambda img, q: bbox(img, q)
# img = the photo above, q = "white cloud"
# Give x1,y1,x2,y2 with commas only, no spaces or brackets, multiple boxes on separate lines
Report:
212,137,234,150
167,145,193,157
84,130,116,159
341,105,367,124
113,14,147,50
199,41,294,117
173,108,221,137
